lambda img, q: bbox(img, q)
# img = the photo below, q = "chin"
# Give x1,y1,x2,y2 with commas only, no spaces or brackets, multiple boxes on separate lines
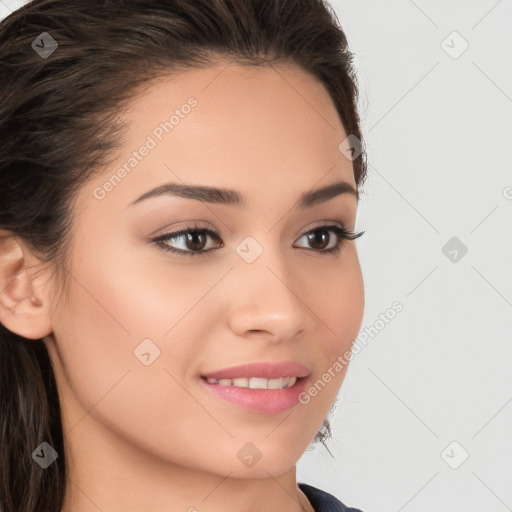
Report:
201,442,300,480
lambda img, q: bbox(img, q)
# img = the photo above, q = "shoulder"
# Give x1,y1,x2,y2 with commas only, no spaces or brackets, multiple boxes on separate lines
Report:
298,482,365,512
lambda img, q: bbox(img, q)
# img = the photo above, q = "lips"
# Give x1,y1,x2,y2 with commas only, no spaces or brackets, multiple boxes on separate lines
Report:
199,362,313,413
201,361,311,380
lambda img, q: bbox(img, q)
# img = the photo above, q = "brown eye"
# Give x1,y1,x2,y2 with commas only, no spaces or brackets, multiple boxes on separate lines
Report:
294,225,364,255
305,229,332,251
152,227,223,256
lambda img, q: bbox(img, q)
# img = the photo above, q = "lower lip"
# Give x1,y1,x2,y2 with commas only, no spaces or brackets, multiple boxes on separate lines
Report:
199,376,310,414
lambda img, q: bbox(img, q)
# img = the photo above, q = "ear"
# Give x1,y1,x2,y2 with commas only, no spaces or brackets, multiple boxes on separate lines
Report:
0,230,53,339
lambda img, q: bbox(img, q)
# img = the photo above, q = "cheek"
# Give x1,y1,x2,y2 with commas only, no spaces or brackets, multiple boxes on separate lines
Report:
54,239,227,412
308,245,364,349
52,245,218,461
87,247,225,339
302,247,364,399
50,254,139,426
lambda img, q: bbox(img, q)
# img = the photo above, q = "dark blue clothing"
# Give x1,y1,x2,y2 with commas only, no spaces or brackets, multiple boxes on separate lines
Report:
299,483,364,512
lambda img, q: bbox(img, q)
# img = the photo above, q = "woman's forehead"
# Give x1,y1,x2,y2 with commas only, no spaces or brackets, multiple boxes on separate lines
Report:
90,63,353,200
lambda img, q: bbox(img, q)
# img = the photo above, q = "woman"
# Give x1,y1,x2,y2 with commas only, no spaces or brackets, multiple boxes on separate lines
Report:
0,1,367,511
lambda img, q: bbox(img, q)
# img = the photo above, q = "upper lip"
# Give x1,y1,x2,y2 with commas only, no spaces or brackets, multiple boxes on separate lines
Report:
201,361,311,380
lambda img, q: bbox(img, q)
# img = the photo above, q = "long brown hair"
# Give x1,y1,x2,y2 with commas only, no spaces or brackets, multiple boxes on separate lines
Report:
0,1,367,510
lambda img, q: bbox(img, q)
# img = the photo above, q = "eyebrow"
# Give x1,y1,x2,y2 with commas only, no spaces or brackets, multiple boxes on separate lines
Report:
129,180,358,209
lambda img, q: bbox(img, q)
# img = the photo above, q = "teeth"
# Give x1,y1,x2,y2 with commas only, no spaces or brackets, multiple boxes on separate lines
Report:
267,377,283,389
250,377,267,389
205,376,297,389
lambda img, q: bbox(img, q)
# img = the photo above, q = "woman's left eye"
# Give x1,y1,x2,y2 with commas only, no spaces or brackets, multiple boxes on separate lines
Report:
151,224,364,257
294,225,364,254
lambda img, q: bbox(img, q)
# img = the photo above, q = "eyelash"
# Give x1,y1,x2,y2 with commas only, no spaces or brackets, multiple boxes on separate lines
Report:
151,224,364,257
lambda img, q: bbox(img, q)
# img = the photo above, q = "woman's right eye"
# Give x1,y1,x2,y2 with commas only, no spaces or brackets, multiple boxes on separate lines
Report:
151,226,223,257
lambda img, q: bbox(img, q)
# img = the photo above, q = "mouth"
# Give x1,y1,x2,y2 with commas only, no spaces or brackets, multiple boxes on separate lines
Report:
200,375,303,389
200,360,311,381
199,374,310,414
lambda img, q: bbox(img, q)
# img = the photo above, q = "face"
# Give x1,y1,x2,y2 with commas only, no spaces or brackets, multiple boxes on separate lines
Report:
44,60,364,480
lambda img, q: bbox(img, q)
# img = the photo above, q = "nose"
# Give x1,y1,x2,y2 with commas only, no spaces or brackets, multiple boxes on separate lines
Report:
227,244,317,342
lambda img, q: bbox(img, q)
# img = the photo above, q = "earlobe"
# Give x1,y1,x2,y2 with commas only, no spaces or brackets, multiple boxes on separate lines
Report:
0,231,53,340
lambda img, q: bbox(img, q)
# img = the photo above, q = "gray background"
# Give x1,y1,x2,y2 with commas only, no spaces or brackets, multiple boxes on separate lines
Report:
1,0,511,510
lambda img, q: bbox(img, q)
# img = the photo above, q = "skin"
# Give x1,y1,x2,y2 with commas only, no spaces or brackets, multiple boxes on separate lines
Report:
0,60,364,512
